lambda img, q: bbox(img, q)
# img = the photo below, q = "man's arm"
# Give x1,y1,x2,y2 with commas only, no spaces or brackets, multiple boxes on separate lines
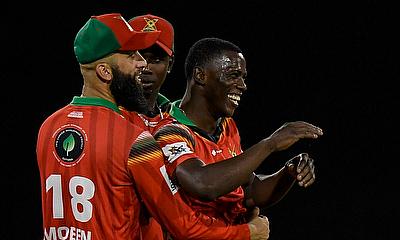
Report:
156,121,322,201
128,131,269,240
244,153,316,208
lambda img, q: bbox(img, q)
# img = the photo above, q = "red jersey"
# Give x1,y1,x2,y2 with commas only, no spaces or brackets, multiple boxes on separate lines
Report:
153,100,248,225
37,96,249,240
121,93,170,239
121,93,171,134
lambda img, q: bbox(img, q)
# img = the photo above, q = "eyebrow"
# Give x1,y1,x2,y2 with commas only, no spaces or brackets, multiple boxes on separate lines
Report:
115,50,137,56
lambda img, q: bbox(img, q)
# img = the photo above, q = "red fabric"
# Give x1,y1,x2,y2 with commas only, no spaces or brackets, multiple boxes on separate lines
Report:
37,105,144,239
37,103,250,239
94,13,160,51
154,117,248,225
129,14,174,56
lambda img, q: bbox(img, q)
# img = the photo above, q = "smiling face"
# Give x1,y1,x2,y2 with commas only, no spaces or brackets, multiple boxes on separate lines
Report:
203,50,247,118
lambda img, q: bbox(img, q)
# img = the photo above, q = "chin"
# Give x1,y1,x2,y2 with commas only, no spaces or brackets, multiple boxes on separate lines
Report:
144,89,154,95
224,108,236,118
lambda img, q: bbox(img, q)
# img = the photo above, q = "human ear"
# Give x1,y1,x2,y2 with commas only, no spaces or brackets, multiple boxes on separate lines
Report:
193,67,205,85
95,63,113,83
167,56,174,74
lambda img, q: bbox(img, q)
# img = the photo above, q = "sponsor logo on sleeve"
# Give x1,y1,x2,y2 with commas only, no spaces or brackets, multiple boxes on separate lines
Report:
161,142,192,163
160,165,179,195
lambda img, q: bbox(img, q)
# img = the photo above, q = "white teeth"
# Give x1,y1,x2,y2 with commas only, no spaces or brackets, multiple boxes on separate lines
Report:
136,75,142,83
228,94,240,106
228,94,241,101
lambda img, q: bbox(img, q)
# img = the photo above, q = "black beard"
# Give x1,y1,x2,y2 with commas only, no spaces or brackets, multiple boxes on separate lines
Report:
109,67,148,113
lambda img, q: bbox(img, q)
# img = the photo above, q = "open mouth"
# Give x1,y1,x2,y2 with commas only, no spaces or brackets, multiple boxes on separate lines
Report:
141,81,154,89
227,93,241,106
136,75,154,88
135,74,142,84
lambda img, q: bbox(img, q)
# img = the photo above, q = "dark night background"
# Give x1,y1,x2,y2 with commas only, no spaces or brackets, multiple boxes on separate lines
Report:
2,0,397,239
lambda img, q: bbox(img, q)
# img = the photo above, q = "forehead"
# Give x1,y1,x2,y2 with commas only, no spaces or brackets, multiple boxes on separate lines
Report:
140,45,168,57
214,51,246,70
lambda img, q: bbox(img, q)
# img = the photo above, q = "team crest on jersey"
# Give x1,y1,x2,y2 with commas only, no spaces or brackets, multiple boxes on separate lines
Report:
53,124,87,167
161,142,192,163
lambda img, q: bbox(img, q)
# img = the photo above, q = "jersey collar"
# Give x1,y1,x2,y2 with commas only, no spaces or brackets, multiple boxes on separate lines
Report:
168,99,224,142
157,93,170,108
168,100,196,127
71,96,121,114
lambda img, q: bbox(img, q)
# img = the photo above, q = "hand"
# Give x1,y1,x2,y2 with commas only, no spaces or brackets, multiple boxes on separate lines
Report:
267,121,323,151
286,153,315,187
248,207,270,240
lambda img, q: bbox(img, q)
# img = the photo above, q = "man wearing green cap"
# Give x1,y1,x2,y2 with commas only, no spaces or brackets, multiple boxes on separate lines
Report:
36,13,269,240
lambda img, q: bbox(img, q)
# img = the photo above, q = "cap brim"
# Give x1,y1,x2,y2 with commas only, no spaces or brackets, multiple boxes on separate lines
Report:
120,30,161,51
156,40,173,56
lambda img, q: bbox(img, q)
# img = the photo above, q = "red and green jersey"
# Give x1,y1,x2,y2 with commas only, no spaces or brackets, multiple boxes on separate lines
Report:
37,96,249,240
120,93,171,239
121,93,171,134
153,100,248,225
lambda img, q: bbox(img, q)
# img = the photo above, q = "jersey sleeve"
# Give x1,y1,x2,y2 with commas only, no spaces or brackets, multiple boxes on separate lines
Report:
127,131,251,240
153,123,198,176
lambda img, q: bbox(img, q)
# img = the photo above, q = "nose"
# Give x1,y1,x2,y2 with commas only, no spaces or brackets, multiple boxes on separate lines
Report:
237,78,247,92
134,51,148,69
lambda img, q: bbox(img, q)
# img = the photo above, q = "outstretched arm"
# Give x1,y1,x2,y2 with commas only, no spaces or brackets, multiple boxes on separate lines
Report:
158,121,322,201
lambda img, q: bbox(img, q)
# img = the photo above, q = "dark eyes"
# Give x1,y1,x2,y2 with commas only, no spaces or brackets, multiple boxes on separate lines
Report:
147,58,162,64
228,72,246,79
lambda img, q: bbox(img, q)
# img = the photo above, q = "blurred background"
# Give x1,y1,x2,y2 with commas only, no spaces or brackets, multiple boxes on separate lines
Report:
2,0,397,239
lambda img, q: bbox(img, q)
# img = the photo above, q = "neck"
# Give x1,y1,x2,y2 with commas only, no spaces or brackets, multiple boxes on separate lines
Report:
181,91,218,134
144,93,160,116
80,71,116,104
81,84,116,104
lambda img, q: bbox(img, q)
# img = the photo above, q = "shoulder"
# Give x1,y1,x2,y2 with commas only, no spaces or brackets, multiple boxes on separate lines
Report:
129,131,160,155
154,121,195,145
154,121,192,138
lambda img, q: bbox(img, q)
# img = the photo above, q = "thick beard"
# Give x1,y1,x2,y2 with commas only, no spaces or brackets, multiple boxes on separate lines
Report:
110,67,148,113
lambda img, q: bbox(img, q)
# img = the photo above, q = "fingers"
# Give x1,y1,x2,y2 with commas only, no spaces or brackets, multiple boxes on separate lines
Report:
286,162,296,174
259,215,269,226
296,154,315,187
297,163,315,187
258,214,269,239
285,154,302,176
295,121,323,135
296,153,309,173
249,207,260,220
269,121,323,152
298,170,315,187
261,215,270,240
290,121,324,138
248,208,270,240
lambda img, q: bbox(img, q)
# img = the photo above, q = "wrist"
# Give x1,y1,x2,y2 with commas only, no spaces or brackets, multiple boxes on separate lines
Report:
263,137,276,152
